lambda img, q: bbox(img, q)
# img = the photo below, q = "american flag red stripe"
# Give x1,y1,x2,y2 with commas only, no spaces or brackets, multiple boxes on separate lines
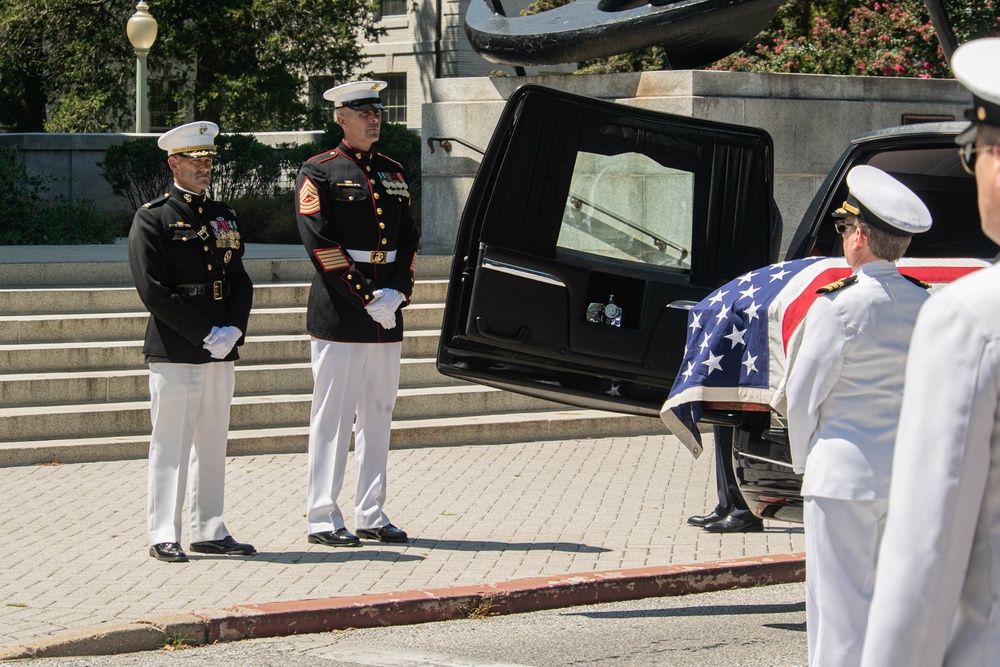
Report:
660,256,990,457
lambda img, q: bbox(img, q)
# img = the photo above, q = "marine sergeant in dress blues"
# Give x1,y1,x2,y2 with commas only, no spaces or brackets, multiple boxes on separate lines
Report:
128,121,256,563
295,80,420,547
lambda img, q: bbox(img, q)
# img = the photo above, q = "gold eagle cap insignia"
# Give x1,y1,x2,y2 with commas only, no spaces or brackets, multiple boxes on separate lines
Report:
816,274,858,294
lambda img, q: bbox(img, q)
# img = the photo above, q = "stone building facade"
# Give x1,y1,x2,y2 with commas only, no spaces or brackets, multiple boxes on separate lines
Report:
351,0,574,130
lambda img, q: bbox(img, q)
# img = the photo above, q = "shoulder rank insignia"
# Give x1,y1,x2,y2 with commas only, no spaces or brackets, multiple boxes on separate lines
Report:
902,274,931,289
142,193,170,209
816,274,858,294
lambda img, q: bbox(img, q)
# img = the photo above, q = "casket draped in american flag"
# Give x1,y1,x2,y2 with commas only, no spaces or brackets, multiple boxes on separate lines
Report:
659,256,990,457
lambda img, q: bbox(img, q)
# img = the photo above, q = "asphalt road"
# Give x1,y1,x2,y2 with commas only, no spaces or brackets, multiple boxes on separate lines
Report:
17,582,807,666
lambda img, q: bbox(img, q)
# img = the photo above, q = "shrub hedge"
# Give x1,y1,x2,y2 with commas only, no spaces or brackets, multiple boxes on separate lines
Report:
0,146,124,245
0,125,422,245
96,122,422,245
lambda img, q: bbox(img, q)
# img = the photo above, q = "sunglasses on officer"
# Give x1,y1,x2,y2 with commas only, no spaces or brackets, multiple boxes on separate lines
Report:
959,141,997,175
834,221,857,236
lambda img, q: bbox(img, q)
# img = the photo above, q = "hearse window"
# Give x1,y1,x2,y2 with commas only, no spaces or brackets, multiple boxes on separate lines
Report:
556,151,693,270
814,145,997,260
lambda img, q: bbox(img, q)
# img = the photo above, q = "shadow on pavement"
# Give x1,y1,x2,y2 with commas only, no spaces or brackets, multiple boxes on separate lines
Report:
567,601,806,619
251,551,426,564
406,539,611,553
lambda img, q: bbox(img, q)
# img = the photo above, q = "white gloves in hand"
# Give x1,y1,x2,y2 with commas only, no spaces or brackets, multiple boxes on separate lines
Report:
365,288,404,329
376,288,405,314
203,326,242,359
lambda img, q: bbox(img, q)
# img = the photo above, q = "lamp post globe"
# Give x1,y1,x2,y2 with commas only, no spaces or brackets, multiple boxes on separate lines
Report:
127,1,157,133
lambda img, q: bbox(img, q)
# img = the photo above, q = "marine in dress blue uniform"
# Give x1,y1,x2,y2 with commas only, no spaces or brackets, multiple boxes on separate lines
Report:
296,80,420,547
781,165,932,666
128,121,256,563
862,38,1000,667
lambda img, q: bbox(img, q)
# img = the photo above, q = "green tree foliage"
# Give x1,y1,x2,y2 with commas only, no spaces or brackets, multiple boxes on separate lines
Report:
151,0,383,131
0,146,45,225
519,0,998,75
0,146,123,244
100,138,173,211
0,0,382,133
211,134,284,201
98,125,421,243
0,0,133,132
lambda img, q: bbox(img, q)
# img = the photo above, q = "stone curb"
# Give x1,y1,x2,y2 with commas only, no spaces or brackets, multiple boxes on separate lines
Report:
0,553,805,661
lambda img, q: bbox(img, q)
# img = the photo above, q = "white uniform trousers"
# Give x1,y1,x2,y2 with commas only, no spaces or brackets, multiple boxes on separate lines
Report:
147,361,234,545
306,339,402,534
805,496,888,667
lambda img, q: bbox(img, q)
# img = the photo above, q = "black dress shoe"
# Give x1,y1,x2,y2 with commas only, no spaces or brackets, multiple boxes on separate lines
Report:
189,535,257,555
356,524,409,543
687,507,729,527
308,528,361,547
149,542,189,563
703,513,764,533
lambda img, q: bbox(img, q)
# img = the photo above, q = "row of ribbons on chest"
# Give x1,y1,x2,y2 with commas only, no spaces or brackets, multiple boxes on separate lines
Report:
170,217,241,249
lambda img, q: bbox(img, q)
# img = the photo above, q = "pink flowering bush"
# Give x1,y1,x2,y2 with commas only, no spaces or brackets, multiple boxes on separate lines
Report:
709,0,998,77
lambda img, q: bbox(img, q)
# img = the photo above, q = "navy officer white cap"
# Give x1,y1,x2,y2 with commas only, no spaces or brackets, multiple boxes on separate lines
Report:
323,80,387,110
952,38,1000,144
157,121,219,158
832,165,932,236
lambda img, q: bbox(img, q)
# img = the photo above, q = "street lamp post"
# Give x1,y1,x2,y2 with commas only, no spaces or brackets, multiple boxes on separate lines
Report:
126,1,158,133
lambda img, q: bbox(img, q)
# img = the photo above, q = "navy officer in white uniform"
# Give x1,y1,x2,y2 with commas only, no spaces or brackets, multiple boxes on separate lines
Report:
781,166,932,666
861,38,1000,667
128,121,256,563
295,80,420,547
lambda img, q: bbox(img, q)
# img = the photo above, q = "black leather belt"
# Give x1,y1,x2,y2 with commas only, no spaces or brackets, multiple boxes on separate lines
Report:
177,281,228,300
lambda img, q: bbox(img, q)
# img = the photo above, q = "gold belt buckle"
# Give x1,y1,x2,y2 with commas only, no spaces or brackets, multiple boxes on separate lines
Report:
370,251,387,264
212,280,223,300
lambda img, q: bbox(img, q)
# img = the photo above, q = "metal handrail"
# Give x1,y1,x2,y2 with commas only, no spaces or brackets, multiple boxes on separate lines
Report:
568,195,689,260
427,136,486,155
428,135,688,261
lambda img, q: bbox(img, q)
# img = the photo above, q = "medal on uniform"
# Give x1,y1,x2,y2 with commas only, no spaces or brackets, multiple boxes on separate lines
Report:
224,250,232,264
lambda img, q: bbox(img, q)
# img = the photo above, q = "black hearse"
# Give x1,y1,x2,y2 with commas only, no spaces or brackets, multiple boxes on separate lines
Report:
436,84,995,522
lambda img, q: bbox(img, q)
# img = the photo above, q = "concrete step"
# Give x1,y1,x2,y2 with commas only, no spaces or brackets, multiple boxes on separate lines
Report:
0,250,668,468
0,331,441,372
0,385,567,442
0,279,450,316
0,409,666,466
0,303,445,343
0,357,464,407
0,252,453,287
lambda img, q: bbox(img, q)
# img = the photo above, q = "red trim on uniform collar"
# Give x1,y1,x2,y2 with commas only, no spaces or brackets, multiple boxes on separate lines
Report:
339,139,373,162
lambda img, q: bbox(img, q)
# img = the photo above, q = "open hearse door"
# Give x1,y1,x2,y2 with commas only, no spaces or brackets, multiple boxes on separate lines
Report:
437,85,778,418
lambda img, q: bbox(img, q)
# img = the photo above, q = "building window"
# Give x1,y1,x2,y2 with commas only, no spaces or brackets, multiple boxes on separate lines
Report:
309,76,338,116
375,73,407,124
149,81,181,132
378,0,407,18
